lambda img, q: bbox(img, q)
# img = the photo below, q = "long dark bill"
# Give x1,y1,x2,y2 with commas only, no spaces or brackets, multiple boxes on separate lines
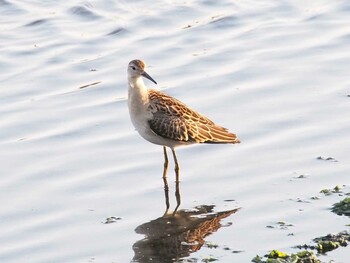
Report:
142,71,157,85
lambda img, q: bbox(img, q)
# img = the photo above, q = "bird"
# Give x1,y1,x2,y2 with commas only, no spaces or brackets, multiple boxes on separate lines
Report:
127,59,240,181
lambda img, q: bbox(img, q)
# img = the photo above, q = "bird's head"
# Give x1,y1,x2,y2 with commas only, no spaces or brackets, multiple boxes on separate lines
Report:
128,59,157,85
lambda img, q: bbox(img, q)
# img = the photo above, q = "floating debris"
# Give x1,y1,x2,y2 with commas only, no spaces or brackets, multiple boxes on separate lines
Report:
267,221,294,230
296,174,307,179
205,242,219,249
79,81,101,89
277,221,294,228
106,27,124,35
316,156,338,162
296,198,311,203
232,250,244,253
104,216,122,224
202,256,218,262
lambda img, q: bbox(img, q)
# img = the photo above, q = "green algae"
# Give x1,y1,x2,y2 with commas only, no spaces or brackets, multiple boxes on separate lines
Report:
202,256,218,262
268,250,288,259
252,189,350,263
331,197,350,216
320,185,344,196
320,188,332,195
314,232,349,250
252,231,350,263
295,251,320,263
252,250,319,263
295,231,349,254
316,241,339,253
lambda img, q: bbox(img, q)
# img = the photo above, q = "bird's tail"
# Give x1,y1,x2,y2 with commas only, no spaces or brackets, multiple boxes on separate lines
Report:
202,125,241,144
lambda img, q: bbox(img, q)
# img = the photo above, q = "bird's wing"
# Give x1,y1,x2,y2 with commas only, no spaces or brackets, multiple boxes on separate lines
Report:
147,89,240,144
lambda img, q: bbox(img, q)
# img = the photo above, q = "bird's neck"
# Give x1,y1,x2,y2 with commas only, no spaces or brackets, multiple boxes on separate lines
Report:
128,76,149,104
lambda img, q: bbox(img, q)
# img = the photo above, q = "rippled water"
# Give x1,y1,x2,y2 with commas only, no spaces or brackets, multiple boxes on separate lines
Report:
1,0,350,262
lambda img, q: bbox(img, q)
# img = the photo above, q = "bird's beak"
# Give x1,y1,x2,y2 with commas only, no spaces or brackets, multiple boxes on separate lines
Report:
142,71,157,85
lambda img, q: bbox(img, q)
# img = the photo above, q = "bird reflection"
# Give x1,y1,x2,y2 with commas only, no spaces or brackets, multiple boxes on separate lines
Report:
132,202,239,263
131,162,239,262
162,175,181,215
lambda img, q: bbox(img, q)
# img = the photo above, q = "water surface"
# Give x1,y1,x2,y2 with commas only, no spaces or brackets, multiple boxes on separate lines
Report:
1,0,350,262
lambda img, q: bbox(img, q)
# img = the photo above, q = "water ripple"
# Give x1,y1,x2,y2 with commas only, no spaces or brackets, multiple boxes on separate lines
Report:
68,5,101,20
0,1,350,263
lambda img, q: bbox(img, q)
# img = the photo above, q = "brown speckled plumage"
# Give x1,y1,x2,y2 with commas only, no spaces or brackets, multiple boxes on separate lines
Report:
147,89,240,144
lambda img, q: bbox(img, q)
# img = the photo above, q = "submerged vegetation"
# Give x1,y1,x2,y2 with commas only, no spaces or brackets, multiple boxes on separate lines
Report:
252,250,320,263
251,231,350,263
331,197,350,216
319,185,343,196
252,186,350,263
295,231,350,254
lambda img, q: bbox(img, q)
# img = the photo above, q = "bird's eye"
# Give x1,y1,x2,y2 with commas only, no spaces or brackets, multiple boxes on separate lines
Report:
131,66,136,70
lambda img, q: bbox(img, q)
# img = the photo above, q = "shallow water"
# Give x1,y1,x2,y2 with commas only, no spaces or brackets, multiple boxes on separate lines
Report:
1,0,350,262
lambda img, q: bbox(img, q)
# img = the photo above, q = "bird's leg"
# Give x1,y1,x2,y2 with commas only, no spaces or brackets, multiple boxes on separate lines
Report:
171,148,181,215
173,179,181,215
162,146,169,178
171,148,180,182
163,176,170,215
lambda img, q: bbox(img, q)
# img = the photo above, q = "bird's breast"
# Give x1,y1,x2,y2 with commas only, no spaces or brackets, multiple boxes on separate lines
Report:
128,90,152,131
